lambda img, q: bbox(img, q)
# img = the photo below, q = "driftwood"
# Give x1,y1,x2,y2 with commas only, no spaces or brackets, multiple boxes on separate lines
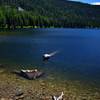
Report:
13,69,44,80
52,92,64,100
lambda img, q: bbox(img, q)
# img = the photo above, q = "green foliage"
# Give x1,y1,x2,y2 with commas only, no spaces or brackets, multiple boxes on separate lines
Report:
0,0,100,29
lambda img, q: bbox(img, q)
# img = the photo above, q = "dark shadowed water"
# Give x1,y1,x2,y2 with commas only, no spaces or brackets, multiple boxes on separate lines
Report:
0,28,100,89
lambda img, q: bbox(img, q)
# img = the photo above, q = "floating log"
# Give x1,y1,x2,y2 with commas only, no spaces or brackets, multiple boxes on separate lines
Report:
43,51,59,61
43,54,51,61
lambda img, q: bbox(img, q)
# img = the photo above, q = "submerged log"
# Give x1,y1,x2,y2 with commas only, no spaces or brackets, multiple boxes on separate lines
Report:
19,69,44,80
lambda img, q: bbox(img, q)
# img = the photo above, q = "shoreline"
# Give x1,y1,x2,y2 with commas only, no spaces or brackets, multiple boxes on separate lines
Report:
0,68,100,100
0,27,100,30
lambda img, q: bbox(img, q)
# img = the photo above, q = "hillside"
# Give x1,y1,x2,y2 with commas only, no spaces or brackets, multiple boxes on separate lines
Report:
0,0,100,29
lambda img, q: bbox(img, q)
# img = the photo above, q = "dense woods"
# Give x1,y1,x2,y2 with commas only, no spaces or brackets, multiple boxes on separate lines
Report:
0,0,100,29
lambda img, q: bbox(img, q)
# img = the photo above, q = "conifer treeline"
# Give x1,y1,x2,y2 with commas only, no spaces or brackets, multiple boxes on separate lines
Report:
0,0,100,29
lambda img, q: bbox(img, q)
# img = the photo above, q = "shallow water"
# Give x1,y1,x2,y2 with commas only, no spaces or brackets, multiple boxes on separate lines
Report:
0,28,100,91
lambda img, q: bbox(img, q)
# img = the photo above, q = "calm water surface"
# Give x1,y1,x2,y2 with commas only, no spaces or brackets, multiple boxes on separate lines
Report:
0,28,100,89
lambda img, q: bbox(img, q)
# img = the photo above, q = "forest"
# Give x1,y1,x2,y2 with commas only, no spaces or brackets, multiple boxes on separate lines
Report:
0,0,100,29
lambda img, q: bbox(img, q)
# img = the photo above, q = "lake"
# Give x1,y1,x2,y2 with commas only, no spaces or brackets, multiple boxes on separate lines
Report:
0,28,100,92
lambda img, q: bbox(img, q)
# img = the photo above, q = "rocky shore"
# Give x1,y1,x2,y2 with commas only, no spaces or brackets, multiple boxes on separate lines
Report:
0,68,100,100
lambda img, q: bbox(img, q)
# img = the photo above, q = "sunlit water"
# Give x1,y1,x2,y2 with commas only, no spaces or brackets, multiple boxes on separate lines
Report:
0,28,100,91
